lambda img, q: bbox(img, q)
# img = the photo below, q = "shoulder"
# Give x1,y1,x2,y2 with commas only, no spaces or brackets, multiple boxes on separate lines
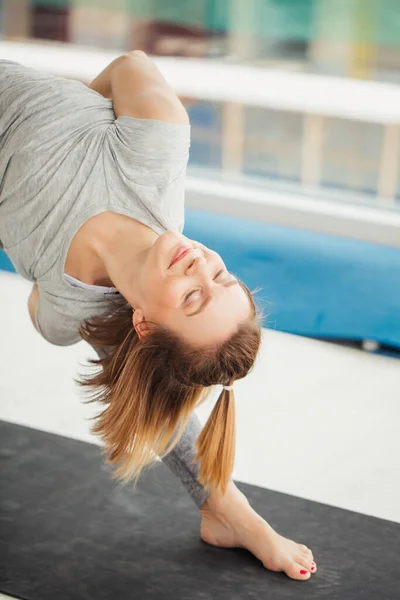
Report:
111,51,189,125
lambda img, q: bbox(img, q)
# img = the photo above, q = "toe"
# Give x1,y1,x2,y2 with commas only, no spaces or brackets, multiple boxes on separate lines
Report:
286,561,311,581
298,544,313,562
310,561,317,573
301,549,314,567
297,553,313,571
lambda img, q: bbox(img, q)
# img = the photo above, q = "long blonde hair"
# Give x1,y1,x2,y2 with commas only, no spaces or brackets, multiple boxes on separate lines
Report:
77,280,263,495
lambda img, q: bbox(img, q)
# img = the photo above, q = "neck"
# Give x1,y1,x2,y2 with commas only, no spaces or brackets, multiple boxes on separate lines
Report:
92,215,159,301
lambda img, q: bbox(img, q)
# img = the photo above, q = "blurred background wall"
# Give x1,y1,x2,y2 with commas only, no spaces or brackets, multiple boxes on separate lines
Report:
0,0,399,205
2,0,400,80
0,0,399,351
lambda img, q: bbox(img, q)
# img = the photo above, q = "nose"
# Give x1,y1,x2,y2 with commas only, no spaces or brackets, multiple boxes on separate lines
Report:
185,251,207,275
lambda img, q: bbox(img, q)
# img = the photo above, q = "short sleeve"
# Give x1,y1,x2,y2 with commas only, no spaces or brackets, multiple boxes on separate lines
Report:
35,300,49,341
104,116,191,186
35,288,81,347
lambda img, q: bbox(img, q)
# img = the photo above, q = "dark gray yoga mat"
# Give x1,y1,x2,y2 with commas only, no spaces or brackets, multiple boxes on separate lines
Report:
1,420,399,600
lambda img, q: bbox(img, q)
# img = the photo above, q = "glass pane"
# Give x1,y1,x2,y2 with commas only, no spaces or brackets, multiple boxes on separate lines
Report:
243,107,302,183
397,145,400,204
186,101,223,170
321,118,382,197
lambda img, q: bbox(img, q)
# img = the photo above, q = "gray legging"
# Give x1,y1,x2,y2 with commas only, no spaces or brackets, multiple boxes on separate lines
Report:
161,412,210,509
94,347,209,509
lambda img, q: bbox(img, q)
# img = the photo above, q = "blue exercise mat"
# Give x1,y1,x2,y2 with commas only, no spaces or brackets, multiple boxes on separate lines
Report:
0,249,14,273
184,209,400,349
1,209,399,348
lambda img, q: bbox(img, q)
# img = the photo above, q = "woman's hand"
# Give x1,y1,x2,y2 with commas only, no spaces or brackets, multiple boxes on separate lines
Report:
200,481,317,581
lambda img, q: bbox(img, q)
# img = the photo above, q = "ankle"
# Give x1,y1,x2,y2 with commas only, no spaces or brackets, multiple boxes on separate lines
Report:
202,482,254,524
202,481,243,512
201,483,277,539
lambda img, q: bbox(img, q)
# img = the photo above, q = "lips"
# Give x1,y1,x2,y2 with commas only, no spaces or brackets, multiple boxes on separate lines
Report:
169,245,192,268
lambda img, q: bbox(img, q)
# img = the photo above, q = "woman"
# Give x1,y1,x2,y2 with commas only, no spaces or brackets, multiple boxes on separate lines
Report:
0,51,316,580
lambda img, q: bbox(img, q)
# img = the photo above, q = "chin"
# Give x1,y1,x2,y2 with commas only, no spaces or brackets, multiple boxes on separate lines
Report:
156,231,185,268
164,230,190,248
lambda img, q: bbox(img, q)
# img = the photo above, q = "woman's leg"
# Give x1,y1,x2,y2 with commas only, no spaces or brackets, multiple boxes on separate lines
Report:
200,479,318,580
92,347,316,580
160,412,209,510
92,345,209,509
161,412,317,581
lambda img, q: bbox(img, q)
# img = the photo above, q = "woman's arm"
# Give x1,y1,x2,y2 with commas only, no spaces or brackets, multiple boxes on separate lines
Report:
88,50,189,125
87,56,123,99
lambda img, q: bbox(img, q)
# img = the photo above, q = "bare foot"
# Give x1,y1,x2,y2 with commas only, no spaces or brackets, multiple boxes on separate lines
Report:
200,483,317,581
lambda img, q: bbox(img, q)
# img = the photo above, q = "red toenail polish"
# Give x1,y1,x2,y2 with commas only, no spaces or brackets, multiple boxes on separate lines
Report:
300,570,308,575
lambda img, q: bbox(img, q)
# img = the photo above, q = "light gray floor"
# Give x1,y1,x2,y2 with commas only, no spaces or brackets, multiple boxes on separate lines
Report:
1,271,400,524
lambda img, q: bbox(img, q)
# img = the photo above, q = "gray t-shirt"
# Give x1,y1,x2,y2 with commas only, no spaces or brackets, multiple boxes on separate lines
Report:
0,60,190,346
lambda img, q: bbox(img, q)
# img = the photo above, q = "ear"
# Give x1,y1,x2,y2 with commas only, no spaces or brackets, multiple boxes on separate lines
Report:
131,308,151,339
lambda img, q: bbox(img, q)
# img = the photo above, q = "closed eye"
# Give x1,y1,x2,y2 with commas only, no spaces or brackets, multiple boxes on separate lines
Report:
186,276,239,317
183,269,230,305
184,289,201,305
